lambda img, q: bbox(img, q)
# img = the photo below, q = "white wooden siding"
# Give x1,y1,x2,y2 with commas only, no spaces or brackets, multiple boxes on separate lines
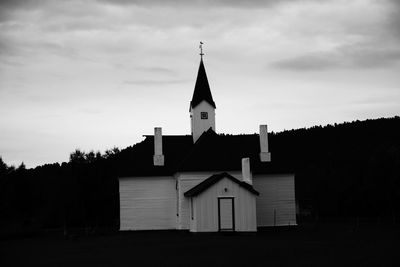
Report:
191,177,257,232
119,176,176,230
191,101,216,142
189,197,197,230
177,172,210,229
177,171,243,230
119,172,295,231
253,174,296,226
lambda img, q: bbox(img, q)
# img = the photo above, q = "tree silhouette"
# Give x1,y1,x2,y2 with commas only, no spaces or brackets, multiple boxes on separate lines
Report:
17,162,26,172
69,149,86,164
104,147,120,159
0,157,8,177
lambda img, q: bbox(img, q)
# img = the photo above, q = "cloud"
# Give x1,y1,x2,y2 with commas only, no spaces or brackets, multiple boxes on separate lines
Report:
95,0,298,8
0,0,317,24
0,34,79,61
2,0,400,169
78,107,104,115
271,42,400,71
123,79,190,85
134,67,177,75
0,0,45,21
267,0,400,71
346,47,400,69
272,53,340,71
0,0,42,12
0,38,16,55
387,0,400,39
0,0,296,19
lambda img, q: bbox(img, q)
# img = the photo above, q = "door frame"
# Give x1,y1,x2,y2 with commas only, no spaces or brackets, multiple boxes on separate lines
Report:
218,197,235,231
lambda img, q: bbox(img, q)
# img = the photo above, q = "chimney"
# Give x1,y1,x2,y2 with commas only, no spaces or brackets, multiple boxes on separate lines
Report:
242,158,252,184
259,124,271,162
153,127,164,166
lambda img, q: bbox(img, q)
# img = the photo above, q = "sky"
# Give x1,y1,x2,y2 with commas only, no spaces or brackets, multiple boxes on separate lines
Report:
1,0,399,168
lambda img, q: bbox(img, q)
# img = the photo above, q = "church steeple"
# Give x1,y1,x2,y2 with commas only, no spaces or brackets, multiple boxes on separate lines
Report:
190,42,216,143
190,58,216,110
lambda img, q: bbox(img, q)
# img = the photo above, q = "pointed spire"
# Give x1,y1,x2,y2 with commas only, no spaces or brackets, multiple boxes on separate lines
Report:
190,55,216,109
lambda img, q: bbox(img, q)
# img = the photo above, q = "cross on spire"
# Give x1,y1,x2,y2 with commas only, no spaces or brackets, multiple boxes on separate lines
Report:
199,41,204,59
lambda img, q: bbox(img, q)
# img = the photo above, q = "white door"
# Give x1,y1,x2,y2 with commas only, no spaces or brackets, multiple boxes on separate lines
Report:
218,198,235,231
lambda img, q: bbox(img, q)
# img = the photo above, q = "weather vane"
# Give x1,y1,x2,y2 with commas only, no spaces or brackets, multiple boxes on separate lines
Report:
199,41,204,59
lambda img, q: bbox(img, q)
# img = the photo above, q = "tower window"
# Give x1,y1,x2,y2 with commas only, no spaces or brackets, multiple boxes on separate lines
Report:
201,112,208,119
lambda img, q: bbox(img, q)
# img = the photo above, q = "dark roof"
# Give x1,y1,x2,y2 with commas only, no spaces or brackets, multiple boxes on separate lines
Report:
114,135,193,177
117,129,294,178
184,172,259,197
190,59,216,109
177,128,293,174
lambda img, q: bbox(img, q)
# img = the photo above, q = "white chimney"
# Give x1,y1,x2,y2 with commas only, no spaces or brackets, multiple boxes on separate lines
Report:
153,127,164,166
259,124,271,162
242,158,252,184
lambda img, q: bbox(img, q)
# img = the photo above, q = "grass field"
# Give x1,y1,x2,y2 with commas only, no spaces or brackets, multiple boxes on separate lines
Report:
1,223,399,266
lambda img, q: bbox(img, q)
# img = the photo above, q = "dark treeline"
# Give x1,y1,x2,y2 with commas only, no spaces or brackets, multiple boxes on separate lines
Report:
0,117,399,236
0,148,121,236
269,117,400,220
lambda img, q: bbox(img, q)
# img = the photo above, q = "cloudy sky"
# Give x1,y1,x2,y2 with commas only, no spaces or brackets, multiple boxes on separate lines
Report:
1,0,399,168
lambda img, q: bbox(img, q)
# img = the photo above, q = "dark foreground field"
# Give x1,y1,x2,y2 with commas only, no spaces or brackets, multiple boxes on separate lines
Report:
1,223,399,266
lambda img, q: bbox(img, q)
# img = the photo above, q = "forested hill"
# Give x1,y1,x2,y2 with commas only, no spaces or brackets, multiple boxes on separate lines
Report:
269,117,400,218
1,116,399,234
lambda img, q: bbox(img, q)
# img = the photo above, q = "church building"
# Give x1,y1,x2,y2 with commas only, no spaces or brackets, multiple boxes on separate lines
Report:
119,48,296,232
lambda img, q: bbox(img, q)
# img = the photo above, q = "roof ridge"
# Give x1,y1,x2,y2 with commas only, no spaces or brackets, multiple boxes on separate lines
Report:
184,172,259,197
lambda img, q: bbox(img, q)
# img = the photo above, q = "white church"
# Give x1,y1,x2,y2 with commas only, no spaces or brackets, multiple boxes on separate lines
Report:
119,49,296,232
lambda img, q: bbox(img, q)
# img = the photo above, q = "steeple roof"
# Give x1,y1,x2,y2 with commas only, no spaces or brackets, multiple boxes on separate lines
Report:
190,59,216,109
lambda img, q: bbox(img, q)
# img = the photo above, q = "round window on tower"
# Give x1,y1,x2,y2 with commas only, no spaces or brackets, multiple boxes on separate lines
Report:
201,112,208,120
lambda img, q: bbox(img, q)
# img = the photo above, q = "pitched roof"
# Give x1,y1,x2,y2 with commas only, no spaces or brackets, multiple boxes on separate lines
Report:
113,135,193,177
184,172,259,197
190,59,216,109
177,128,293,174
177,128,253,172
117,129,294,178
